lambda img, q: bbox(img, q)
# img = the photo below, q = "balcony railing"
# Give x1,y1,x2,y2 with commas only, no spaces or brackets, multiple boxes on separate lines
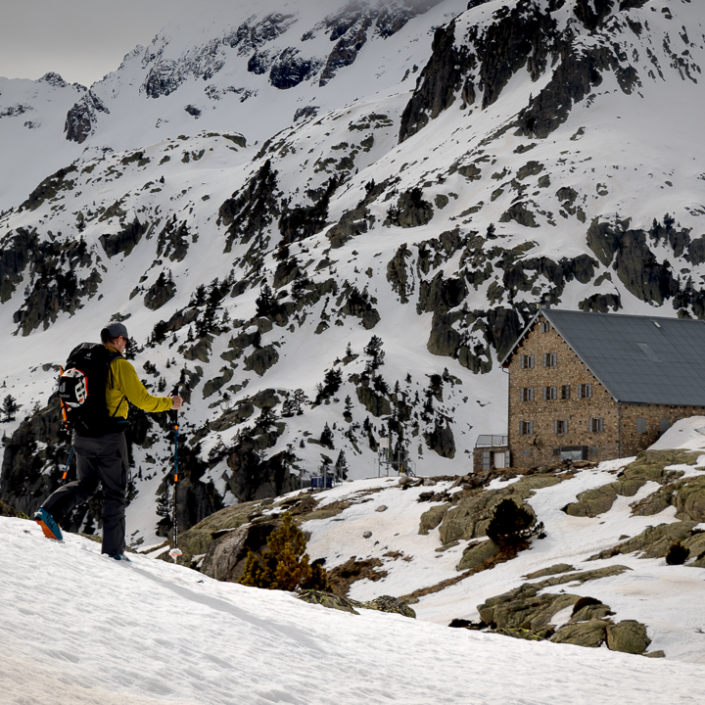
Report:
475,434,508,448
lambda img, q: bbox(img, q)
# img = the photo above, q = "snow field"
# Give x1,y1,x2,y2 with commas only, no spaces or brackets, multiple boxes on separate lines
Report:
3,515,705,705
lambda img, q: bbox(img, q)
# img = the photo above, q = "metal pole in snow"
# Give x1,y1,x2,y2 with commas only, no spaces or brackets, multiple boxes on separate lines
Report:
169,385,182,564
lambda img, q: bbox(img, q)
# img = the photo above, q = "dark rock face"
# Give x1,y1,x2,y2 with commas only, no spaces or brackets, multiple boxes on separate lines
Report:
9,236,100,336
399,21,470,142
269,48,318,89
426,422,456,458
401,0,647,142
64,91,110,144
587,218,680,305
157,218,191,262
278,178,339,244
0,228,36,303
320,19,372,86
385,187,434,228
219,160,281,252
143,60,182,98
144,274,177,311
99,218,148,258
20,165,78,212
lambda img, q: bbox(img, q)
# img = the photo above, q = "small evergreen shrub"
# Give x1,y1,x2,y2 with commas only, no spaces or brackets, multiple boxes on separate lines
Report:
239,513,330,592
665,541,689,565
486,499,536,546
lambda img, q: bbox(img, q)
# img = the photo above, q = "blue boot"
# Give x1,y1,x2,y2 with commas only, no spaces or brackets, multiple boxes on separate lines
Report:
34,508,63,542
107,553,132,563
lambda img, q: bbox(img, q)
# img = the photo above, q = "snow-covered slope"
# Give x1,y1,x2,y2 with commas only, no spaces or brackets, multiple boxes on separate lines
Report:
2,0,705,546
0,0,469,212
3,512,705,705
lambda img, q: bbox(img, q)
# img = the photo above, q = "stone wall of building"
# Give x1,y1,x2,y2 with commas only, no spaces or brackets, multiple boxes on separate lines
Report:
508,314,619,469
620,403,705,456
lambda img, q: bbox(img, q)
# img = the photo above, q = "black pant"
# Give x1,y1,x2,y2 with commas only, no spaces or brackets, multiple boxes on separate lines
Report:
42,432,128,555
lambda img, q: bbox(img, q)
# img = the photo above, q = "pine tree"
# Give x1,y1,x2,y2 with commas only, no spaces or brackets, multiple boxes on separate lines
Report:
335,450,348,480
1,395,19,422
320,422,334,449
364,335,385,369
239,513,329,591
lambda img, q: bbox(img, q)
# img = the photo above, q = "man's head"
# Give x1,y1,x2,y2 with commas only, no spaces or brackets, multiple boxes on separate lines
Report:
101,322,129,354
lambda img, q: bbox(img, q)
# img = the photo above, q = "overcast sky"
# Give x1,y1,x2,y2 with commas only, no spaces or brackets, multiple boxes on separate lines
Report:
0,0,194,86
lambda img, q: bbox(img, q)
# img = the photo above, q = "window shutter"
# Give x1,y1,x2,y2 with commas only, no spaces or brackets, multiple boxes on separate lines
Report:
564,419,569,433
529,387,534,401
528,421,533,435
520,356,526,369
543,387,547,400
587,384,592,398
520,421,525,435
589,418,594,432
529,355,534,368
551,353,557,367
543,353,548,367
553,420,558,433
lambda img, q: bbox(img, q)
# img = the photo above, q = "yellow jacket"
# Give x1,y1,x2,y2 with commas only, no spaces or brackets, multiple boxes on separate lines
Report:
104,345,174,418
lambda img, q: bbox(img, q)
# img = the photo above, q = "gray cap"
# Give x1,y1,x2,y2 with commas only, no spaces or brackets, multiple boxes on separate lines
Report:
102,322,129,340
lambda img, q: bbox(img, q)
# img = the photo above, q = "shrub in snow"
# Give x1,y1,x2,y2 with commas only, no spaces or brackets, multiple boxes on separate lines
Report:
486,499,537,547
666,541,689,565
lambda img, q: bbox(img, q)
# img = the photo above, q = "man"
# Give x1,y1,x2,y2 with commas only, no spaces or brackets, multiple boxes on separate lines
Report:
34,322,183,561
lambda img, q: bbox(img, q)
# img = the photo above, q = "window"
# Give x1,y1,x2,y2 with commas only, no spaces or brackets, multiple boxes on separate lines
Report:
482,450,491,472
561,385,570,400
589,417,604,432
560,446,588,461
659,419,670,436
543,352,557,367
577,383,593,399
554,419,568,434
541,322,549,333
520,354,535,369
543,386,557,400
520,387,534,402
519,420,534,435
636,417,647,434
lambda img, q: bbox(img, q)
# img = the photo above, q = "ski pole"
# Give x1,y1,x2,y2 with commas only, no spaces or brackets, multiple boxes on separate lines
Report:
168,384,182,564
62,447,74,481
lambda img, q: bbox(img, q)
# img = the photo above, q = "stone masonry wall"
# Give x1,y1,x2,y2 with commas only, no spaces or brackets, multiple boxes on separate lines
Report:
508,313,619,469
620,403,705,457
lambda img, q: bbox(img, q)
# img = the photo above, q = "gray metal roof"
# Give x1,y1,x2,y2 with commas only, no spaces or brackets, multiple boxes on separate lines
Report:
535,309,705,406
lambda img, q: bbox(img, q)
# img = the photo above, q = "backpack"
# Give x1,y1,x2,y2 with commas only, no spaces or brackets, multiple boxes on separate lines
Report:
58,343,124,436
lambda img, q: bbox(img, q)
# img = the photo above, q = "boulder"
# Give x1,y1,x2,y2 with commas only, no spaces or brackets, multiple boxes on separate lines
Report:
456,539,501,571
418,503,451,535
589,521,697,560
360,595,416,619
524,564,574,580
564,483,617,517
298,590,362,615
606,620,651,655
551,620,609,648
